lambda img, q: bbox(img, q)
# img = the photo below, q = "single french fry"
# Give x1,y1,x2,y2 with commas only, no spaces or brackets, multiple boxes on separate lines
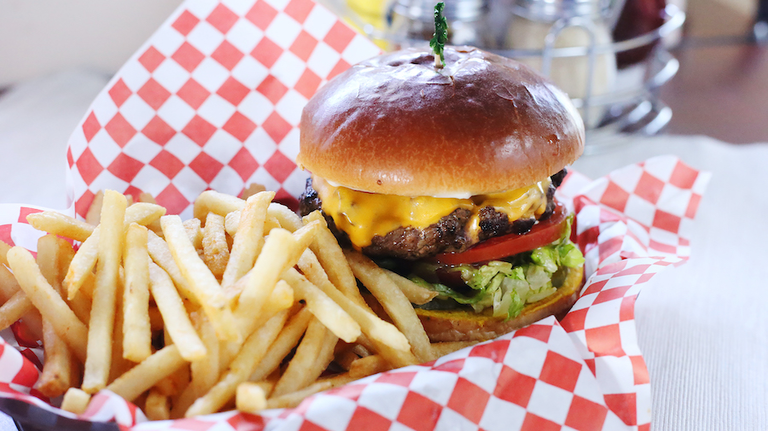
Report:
64,233,98,300
345,250,434,363
248,307,312,383
36,236,78,397
27,212,95,242
0,265,21,301
122,224,152,363
68,274,93,324
49,235,90,324
349,354,390,378
240,183,267,200
139,192,156,204
0,239,11,267
185,310,289,417
148,262,206,361
290,256,415,368
171,312,220,418
61,388,91,415
267,203,302,232
65,203,166,300
221,192,274,290
183,218,203,251
265,374,357,410
223,212,281,237
83,190,127,393
145,388,171,421
36,318,79,397
109,277,134,384
281,269,360,344
0,261,45,343
384,269,438,305
86,190,104,225
266,382,333,409
193,191,245,221
0,291,32,331
224,211,240,237
236,382,267,413
125,202,167,227
106,345,187,402
202,213,229,279
6,247,88,362
428,341,478,361
161,215,239,343
146,231,197,304
302,211,365,306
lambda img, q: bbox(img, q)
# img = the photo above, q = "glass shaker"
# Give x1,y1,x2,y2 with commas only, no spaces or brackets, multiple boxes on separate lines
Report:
504,0,624,128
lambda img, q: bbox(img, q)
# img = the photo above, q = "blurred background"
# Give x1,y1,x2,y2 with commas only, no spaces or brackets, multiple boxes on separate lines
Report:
1,0,767,144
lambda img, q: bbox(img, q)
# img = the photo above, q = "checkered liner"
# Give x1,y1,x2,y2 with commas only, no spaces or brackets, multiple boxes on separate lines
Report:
66,0,381,219
0,0,712,427
0,153,709,430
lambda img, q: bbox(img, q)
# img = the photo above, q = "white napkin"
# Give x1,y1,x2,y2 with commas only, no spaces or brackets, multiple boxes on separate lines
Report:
574,136,768,430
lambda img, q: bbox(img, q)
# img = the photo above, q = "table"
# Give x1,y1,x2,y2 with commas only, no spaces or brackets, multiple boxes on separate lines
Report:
0,70,767,430
661,0,768,144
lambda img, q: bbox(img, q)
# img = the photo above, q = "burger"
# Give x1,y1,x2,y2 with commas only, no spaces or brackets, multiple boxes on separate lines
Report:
296,46,585,342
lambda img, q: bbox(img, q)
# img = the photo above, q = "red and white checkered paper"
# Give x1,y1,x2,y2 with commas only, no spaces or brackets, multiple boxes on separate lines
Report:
0,0,710,429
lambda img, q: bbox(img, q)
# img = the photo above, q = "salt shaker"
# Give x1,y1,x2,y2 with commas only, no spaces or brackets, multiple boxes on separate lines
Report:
504,0,621,127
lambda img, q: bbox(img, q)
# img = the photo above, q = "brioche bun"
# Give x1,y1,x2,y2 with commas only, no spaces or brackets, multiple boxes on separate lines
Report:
297,46,585,197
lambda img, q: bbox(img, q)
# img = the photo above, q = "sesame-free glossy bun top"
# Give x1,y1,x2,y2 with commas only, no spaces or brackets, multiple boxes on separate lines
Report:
297,46,585,197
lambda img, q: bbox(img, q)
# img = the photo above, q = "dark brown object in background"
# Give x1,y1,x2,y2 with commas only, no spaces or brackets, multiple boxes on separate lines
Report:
613,0,667,68
661,0,768,144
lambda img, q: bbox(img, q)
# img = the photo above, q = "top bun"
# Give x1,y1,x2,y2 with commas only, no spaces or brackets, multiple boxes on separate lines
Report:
298,46,585,197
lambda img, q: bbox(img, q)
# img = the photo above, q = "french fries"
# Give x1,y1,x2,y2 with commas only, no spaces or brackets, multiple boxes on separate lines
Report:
6,247,88,362
221,191,274,289
345,250,434,363
0,186,482,421
185,310,289,417
161,215,239,343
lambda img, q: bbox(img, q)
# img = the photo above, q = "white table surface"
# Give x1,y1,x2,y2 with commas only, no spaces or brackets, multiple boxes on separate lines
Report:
1,71,767,430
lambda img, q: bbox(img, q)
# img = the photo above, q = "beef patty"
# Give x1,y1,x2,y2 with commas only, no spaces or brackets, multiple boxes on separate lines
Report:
298,170,566,260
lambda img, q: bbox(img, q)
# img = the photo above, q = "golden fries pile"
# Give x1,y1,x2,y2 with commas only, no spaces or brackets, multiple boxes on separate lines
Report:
0,186,476,420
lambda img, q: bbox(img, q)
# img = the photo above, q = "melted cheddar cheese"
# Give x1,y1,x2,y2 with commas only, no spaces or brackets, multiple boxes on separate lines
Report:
312,177,551,249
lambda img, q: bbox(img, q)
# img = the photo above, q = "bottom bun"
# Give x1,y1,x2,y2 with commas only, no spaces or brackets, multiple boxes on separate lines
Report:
416,264,584,342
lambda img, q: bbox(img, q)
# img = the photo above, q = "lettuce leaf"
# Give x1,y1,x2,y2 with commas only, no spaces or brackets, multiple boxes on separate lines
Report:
410,213,585,319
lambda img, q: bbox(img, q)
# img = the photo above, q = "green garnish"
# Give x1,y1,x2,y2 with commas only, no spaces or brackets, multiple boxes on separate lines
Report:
429,2,448,68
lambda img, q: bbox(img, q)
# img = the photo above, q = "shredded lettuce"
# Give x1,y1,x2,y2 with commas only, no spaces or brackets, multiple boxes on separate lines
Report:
410,214,584,320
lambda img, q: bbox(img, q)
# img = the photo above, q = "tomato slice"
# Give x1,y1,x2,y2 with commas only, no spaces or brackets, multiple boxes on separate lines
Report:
434,204,568,265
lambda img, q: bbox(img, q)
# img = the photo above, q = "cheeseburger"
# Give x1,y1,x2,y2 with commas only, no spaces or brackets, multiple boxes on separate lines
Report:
297,46,586,342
